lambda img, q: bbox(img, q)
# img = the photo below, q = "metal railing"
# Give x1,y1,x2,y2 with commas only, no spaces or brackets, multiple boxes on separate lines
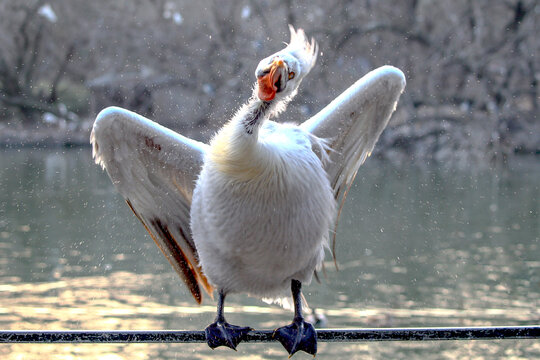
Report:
1,326,538,343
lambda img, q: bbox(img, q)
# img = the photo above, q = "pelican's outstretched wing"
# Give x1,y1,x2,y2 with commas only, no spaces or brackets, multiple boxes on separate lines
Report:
91,106,213,303
301,66,406,260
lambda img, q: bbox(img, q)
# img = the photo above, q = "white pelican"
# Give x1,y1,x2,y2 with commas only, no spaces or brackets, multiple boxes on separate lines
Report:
91,27,405,356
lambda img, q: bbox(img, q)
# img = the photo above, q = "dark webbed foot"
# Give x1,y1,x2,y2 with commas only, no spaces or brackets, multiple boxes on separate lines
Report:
205,320,252,350
273,317,317,357
205,289,251,350
274,279,317,357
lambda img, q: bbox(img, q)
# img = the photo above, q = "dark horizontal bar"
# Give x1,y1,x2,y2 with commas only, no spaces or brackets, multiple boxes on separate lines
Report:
0,326,538,343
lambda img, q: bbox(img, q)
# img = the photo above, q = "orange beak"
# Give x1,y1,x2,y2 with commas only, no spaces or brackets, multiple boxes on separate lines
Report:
257,58,285,101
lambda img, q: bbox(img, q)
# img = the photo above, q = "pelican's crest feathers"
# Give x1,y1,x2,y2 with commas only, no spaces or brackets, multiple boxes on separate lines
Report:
285,25,318,75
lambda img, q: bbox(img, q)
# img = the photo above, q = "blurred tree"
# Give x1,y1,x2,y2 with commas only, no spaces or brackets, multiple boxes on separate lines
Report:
0,0,537,166
0,1,84,122
287,0,539,166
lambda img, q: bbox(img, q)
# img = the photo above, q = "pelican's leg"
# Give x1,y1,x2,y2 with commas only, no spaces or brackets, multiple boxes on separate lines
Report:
205,289,252,350
273,279,317,357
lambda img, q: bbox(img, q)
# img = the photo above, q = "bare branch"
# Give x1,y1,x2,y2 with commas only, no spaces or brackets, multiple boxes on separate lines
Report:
22,22,45,88
48,43,76,103
0,94,64,119
334,23,430,51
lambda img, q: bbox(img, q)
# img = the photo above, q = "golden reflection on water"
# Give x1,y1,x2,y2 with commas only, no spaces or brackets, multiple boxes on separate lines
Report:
1,150,539,358
1,271,539,359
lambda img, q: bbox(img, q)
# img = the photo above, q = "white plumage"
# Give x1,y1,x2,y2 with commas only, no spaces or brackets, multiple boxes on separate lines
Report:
91,27,405,355
191,119,335,298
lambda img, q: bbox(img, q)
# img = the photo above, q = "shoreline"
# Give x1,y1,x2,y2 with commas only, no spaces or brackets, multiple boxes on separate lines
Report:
1,121,537,166
0,126,93,149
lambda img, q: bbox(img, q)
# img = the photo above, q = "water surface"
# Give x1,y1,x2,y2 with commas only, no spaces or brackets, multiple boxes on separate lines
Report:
0,148,538,359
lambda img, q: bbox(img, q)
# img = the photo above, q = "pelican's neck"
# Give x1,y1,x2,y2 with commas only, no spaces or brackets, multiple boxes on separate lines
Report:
229,81,297,138
237,96,273,136
208,93,280,181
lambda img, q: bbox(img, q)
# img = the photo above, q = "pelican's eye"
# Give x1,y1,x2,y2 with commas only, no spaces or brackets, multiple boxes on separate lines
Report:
288,72,295,80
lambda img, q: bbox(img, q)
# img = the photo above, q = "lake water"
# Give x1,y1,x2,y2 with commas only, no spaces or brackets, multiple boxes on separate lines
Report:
0,147,538,359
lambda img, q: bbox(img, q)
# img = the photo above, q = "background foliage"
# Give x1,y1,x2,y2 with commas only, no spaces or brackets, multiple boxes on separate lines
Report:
0,0,538,167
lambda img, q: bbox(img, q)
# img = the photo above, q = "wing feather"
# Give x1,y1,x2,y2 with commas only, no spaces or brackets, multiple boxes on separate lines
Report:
90,106,213,303
301,66,406,263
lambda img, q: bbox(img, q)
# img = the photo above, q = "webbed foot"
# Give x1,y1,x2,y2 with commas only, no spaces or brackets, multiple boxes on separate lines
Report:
273,317,317,357
205,320,252,350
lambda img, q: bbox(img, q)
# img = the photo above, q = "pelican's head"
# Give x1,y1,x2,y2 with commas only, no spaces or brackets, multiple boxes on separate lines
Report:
255,26,317,102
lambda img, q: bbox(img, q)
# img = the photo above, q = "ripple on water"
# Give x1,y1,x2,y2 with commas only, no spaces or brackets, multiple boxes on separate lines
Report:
1,271,539,359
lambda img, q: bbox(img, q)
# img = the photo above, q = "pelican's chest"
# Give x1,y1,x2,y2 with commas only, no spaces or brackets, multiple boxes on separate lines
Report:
207,121,317,184
258,121,313,152
191,121,336,289
194,120,334,239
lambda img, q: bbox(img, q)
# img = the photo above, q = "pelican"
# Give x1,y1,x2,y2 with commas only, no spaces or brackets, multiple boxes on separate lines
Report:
91,27,405,356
